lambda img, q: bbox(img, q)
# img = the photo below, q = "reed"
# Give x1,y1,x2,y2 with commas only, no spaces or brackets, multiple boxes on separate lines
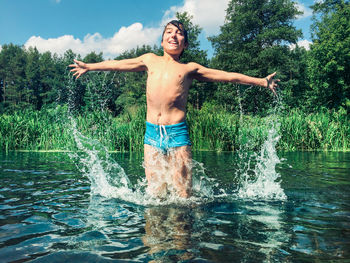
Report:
0,105,348,152
278,107,349,151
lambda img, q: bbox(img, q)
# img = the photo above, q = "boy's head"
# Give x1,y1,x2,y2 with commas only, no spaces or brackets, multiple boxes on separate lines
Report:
161,20,188,58
162,20,188,45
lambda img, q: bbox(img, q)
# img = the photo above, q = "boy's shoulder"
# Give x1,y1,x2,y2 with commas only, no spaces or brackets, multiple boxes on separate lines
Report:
186,61,200,66
140,52,161,63
186,62,202,70
142,52,160,59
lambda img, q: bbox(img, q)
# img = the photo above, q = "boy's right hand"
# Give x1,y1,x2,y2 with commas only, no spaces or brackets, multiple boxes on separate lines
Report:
69,59,89,79
265,72,279,96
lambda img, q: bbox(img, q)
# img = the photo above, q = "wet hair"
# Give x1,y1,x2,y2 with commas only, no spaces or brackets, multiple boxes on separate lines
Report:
162,20,188,44
162,20,188,58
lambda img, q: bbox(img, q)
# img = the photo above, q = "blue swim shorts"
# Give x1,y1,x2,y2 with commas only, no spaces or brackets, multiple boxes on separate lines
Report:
144,121,191,153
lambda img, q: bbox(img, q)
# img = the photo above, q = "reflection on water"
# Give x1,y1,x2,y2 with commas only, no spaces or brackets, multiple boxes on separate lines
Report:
0,151,350,262
143,206,193,262
236,202,289,262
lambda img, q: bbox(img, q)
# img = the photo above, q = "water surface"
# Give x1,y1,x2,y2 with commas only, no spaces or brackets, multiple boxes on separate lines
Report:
0,151,349,262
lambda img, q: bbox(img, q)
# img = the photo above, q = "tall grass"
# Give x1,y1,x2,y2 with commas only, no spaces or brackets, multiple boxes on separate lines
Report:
0,104,349,152
278,107,349,151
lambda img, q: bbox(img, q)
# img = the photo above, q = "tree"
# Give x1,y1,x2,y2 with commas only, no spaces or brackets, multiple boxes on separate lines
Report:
39,51,60,107
58,49,86,113
281,46,308,110
81,51,106,111
113,45,156,115
83,51,104,63
209,0,302,114
176,12,211,109
25,47,41,109
0,44,27,112
306,0,350,110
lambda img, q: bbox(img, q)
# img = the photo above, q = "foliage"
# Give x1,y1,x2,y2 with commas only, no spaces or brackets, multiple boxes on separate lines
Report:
0,44,27,111
306,0,350,110
176,12,212,109
209,0,303,114
1,105,348,152
278,107,349,151
0,2,348,115
0,0,349,153
113,45,156,114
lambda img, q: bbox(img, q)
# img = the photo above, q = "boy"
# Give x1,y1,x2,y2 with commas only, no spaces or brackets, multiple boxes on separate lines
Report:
69,20,279,198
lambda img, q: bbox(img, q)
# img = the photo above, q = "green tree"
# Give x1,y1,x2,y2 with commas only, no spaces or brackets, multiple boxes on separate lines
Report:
0,44,27,112
58,49,86,112
306,0,350,110
39,51,60,107
82,51,117,112
281,45,309,110
209,0,302,114
25,47,41,109
113,45,156,115
83,51,104,63
176,12,212,109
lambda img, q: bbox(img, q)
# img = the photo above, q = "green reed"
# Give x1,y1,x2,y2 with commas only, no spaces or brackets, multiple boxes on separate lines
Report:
278,107,349,151
0,105,348,152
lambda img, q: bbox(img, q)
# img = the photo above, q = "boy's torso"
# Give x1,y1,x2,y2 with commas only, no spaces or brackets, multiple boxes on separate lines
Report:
144,54,196,125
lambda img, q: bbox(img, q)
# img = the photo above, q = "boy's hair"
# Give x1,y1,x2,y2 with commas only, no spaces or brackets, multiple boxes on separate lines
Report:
161,20,188,58
162,20,188,45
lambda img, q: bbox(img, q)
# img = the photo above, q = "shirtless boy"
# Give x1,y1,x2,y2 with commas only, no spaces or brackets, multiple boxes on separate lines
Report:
69,20,279,198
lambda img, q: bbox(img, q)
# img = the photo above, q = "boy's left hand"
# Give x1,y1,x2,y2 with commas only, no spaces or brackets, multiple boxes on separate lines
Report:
265,72,280,96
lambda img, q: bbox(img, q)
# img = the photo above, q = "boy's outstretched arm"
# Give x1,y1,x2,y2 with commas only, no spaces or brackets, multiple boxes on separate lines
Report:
191,63,280,95
69,54,149,79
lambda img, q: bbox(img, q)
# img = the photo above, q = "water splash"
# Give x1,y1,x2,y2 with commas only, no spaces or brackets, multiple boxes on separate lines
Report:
238,121,286,200
65,73,134,200
66,73,286,205
67,115,215,205
68,118,133,199
236,87,287,200
64,68,215,205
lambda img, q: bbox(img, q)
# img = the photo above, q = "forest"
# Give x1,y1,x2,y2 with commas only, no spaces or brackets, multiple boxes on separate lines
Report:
0,0,349,152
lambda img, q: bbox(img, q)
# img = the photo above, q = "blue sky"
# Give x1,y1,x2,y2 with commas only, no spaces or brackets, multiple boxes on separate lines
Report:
0,0,315,58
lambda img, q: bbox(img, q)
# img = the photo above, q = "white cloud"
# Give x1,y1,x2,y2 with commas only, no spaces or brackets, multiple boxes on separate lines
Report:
290,39,312,50
24,0,231,58
162,0,230,36
24,23,161,58
296,2,313,19
298,39,312,50
0,45,2,52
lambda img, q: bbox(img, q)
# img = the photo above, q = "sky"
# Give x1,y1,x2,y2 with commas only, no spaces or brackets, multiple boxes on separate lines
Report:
0,0,315,58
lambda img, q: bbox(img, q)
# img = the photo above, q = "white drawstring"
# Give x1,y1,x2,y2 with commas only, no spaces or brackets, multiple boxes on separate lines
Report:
159,125,167,146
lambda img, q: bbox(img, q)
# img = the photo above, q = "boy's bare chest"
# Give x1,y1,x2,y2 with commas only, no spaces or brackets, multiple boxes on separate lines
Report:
147,63,192,88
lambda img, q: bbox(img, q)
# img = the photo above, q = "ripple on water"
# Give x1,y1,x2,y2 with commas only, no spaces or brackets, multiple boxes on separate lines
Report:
1,151,350,262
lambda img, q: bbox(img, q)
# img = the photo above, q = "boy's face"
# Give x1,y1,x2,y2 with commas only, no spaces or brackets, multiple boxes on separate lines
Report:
161,23,188,55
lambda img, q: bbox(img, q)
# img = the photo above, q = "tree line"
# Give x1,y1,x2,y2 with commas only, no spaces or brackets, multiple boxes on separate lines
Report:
0,0,349,116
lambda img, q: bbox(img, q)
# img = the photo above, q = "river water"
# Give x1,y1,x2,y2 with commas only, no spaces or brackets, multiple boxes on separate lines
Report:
0,149,349,262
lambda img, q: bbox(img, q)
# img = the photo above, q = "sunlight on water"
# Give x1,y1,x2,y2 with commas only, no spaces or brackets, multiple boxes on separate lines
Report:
236,202,290,262
1,71,349,262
